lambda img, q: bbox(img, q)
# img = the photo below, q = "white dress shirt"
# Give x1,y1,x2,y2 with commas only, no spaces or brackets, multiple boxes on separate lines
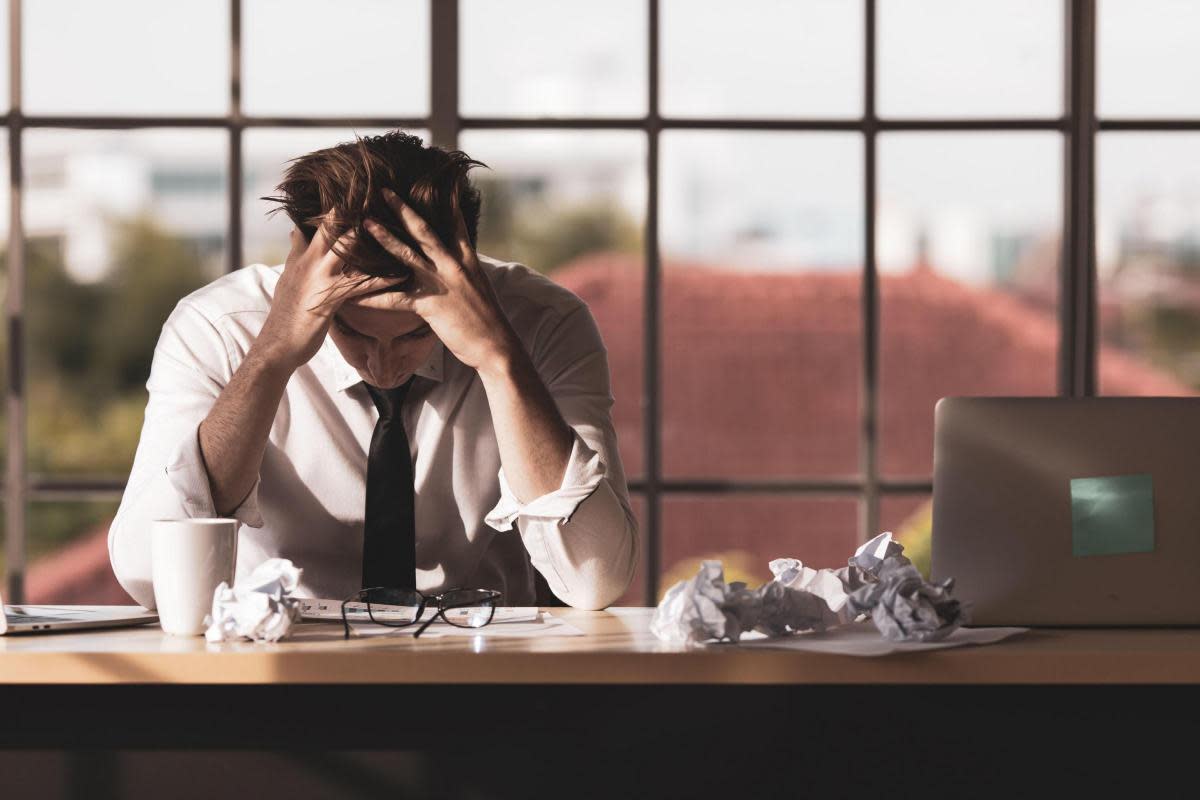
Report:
108,256,638,610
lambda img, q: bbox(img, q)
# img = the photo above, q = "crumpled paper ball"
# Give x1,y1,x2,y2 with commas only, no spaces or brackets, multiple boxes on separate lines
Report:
650,561,733,644
650,532,967,645
204,558,304,643
846,558,967,642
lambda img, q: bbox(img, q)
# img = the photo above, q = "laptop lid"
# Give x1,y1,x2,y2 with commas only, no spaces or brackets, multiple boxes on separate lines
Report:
931,397,1200,626
0,586,158,634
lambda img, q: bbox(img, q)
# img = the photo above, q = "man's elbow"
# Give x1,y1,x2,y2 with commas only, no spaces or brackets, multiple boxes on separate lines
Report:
562,581,622,612
107,517,157,610
561,526,638,611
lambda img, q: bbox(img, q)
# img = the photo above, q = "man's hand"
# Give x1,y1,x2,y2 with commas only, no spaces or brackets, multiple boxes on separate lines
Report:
359,188,522,377
257,219,408,372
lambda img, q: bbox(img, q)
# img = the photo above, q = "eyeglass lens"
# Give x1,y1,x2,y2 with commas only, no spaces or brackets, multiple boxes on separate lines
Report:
437,589,498,629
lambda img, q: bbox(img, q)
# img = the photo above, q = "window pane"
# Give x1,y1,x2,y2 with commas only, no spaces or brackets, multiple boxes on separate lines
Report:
1099,0,1200,118
661,0,862,119
879,133,1061,478
461,0,647,118
0,9,8,112
661,496,859,601
660,132,862,479
25,500,129,604
243,0,429,117
1097,134,1200,395
880,494,931,578
24,1,229,115
25,129,228,478
878,0,1063,118
460,130,646,479
243,128,423,267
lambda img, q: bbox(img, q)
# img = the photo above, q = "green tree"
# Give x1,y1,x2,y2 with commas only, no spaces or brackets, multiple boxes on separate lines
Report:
475,177,641,274
24,216,211,475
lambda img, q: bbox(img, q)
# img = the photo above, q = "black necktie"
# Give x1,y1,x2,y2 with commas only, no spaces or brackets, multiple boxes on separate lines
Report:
362,378,417,589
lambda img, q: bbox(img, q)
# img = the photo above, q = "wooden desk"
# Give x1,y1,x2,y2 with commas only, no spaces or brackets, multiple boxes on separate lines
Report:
0,606,1195,794
2,606,1200,685
0,607,1196,758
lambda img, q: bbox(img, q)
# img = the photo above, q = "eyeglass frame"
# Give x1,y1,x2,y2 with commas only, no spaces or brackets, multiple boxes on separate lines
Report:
340,586,502,639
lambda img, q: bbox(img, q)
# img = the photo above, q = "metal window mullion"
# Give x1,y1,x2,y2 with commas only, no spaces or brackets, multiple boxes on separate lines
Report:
642,0,661,604
630,479,932,495
458,117,1065,131
2,115,1069,132
861,0,879,542
1062,0,1097,397
11,116,431,130
229,0,242,275
430,0,458,150
5,0,25,603
1100,119,1200,130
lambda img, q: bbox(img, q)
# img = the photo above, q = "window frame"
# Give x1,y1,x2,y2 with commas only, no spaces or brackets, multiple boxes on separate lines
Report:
0,0,1127,604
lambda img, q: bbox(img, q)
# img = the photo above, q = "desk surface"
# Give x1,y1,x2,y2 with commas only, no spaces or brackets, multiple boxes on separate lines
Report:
1,607,1198,684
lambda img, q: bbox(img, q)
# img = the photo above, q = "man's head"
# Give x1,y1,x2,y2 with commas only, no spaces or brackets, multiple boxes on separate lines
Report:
266,130,486,388
267,130,484,283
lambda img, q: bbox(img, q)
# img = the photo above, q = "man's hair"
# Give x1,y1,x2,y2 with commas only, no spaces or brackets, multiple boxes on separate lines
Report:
264,130,485,288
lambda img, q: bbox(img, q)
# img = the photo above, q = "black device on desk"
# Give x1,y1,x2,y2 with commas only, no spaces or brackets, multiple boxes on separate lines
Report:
931,397,1200,626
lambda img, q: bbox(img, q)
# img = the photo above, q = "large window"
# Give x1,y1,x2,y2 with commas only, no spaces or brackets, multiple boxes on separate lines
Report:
2,1,1193,605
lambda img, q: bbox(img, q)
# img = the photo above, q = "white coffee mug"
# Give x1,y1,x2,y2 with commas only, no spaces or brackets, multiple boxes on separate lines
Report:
152,518,239,636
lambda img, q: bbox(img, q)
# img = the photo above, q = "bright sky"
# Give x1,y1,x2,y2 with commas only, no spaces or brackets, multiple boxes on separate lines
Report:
0,0,1196,280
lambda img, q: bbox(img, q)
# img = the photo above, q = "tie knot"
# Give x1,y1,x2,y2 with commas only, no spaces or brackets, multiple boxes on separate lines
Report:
366,379,413,419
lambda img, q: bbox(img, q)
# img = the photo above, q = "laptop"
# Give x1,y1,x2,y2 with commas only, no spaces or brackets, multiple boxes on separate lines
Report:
0,588,158,635
931,397,1200,626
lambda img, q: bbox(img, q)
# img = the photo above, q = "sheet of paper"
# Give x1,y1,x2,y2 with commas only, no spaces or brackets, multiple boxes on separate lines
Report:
729,621,1028,657
299,602,539,625
345,610,585,639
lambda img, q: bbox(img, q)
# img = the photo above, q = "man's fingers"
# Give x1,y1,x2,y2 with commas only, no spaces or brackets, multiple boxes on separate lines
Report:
317,229,357,275
340,273,411,300
382,188,448,260
449,182,474,264
364,218,433,272
347,288,418,314
305,211,338,259
319,272,406,310
285,227,307,263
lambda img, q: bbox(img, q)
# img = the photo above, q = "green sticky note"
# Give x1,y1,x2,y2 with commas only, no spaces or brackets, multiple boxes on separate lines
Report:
1070,474,1155,557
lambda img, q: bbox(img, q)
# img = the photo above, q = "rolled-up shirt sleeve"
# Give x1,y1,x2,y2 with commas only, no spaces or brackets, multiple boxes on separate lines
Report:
108,300,261,609
485,303,639,610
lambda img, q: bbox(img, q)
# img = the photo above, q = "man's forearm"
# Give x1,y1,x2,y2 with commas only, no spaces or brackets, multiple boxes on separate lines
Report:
477,344,573,504
198,343,294,516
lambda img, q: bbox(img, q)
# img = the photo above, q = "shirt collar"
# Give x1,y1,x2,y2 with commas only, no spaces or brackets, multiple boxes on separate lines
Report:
314,333,447,393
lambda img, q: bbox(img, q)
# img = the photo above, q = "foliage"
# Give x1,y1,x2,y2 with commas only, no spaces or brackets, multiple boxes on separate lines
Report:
30,218,213,404
0,216,213,564
891,501,932,579
474,177,641,274
657,549,766,603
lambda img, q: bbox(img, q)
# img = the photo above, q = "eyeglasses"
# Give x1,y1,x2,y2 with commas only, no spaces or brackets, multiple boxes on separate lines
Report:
340,586,502,639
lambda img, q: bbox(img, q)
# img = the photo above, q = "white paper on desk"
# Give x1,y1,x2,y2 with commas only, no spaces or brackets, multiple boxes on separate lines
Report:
729,621,1028,657
348,610,585,638
299,602,540,625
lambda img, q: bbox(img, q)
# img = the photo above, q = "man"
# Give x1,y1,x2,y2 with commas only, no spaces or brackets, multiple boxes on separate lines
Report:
108,131,638,610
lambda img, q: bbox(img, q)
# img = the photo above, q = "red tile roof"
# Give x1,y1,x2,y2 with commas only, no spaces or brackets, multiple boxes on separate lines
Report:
555,253,1190,593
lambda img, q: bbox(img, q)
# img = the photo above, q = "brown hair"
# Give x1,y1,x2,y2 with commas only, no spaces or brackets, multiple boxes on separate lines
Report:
264,130,485,290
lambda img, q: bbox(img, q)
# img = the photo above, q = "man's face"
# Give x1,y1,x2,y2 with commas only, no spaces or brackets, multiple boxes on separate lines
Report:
330,299,438,389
